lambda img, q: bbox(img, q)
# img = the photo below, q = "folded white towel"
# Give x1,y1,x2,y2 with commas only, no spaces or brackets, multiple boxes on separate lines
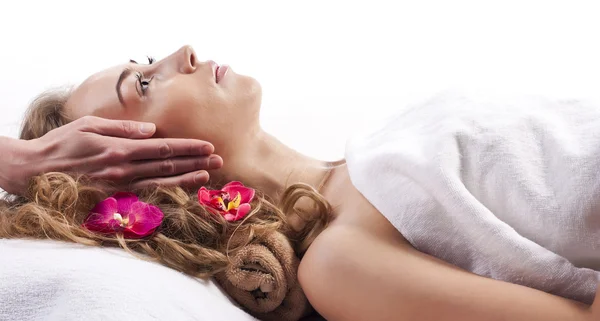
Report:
345,89,600,304
0,239,258,321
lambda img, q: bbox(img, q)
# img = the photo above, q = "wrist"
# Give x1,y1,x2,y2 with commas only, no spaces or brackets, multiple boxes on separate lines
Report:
0,136,39,193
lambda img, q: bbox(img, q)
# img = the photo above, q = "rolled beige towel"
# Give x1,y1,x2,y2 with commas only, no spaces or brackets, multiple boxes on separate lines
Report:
215,231,311,321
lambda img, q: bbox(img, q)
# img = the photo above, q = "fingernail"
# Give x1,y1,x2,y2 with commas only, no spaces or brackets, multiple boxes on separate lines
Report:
140,123,156,134
209,156,222,168
194,171,208,184
202,144,214,154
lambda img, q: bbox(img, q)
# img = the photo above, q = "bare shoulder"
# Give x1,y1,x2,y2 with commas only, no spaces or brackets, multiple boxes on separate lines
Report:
299,225,365,284
298,164,420,319
298,226,358,320
298,223,412,321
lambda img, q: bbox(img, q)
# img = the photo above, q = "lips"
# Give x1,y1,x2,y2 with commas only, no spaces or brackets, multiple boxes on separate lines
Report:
206,60,229,84
216,65,229,83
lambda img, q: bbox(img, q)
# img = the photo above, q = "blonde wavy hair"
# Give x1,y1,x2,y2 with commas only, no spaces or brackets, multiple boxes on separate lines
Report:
0,88,331,279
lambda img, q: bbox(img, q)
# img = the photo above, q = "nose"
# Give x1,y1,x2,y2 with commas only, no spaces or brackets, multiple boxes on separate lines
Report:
173,45,197,74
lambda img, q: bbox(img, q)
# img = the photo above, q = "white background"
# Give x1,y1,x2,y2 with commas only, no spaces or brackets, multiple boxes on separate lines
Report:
1,0,599,160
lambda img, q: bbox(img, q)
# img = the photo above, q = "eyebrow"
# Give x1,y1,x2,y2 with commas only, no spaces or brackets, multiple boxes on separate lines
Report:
116,68,132,106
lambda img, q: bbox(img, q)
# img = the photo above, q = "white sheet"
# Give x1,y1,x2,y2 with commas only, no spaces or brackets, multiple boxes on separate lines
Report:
0,239,258,321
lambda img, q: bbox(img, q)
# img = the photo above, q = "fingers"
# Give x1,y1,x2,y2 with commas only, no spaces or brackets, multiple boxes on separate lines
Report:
88,154,222,186
127,170,211,191
122,138,216,161
125,155,223,179
72,116,217,161
76,116,157,139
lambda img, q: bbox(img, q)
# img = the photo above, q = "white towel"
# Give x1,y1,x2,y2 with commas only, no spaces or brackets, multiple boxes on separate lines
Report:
345,89,600,304
0,239,258,321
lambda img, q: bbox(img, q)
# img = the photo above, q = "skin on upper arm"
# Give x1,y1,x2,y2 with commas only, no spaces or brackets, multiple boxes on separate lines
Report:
298,225,594,321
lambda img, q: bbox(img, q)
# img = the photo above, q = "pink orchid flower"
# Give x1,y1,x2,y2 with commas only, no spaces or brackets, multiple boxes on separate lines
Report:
82,192,164,239
198,181,255,222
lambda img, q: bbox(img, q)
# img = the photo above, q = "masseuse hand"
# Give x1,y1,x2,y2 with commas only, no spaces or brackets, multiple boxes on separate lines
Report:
0,116,223,195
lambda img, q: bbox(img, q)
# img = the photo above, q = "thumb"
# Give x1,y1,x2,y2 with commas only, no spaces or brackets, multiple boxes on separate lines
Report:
78,116,156,138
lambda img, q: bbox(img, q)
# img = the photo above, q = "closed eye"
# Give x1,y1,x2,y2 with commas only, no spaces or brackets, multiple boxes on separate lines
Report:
129,56,155,65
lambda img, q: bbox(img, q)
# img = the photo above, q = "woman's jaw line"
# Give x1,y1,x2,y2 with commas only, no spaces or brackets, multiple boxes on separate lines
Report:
207,129,334,204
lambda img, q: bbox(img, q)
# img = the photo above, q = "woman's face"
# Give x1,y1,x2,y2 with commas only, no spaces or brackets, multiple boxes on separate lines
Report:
66,45,262,153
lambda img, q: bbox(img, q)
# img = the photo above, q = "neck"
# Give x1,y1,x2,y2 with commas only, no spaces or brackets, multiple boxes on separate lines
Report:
211,130,333,204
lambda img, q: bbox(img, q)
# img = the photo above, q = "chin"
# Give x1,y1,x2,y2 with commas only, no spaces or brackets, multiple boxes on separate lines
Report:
238,75,263,107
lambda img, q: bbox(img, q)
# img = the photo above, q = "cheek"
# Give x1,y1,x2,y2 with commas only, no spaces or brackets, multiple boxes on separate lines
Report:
146,85,226,139
143,75,262,142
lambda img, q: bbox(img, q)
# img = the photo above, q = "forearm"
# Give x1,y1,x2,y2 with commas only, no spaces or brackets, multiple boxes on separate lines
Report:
405,252,592,321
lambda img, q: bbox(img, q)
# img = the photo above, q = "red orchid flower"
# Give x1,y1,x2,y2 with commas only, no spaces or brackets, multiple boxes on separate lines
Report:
198,181,255,222
82,192,164,239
